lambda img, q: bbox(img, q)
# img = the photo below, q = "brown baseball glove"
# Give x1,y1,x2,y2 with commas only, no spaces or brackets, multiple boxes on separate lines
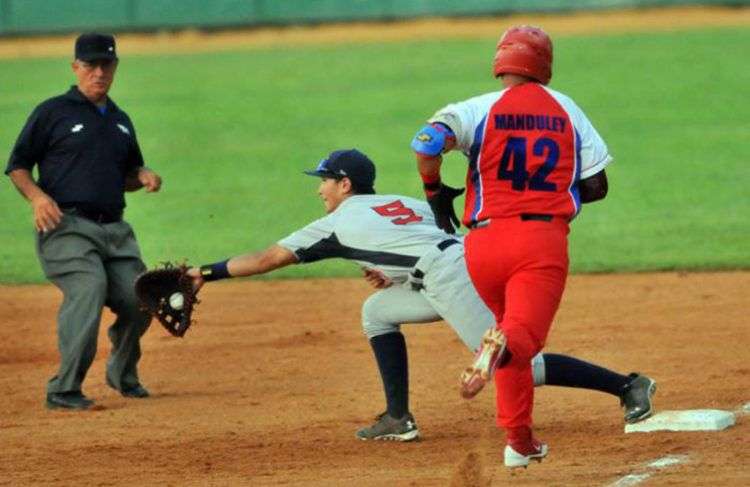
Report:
135,262,198,337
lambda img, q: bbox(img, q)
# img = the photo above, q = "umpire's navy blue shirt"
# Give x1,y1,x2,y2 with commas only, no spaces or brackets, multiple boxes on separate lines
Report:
5,86,145,215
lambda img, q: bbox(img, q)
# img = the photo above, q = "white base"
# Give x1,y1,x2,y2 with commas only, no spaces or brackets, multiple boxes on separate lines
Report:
625,409,735,433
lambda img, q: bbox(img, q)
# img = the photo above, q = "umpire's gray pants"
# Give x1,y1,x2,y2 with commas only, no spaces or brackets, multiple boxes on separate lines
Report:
36,212,151,394
361,241,546,385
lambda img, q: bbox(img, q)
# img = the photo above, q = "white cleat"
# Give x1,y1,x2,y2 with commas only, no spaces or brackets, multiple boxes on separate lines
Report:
460,327,506,399
504,441,548,468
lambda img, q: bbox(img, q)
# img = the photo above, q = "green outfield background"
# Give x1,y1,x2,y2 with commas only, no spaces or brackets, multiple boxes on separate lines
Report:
1,26,749,283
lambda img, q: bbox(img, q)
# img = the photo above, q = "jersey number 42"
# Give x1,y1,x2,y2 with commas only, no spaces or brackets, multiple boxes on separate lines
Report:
498,136,559,192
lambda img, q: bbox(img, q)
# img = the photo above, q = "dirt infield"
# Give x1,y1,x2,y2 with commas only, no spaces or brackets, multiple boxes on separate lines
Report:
0,272,748,486
2,6,749,486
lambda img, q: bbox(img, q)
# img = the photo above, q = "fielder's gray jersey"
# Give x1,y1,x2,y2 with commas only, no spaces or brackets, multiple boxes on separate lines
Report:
279,193,546,384
278,194,455,282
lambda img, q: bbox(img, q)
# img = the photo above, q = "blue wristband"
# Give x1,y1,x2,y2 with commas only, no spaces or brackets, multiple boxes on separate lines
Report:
200,260,231,281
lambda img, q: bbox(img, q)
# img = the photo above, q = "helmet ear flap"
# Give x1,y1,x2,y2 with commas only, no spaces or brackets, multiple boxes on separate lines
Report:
493,25,553,85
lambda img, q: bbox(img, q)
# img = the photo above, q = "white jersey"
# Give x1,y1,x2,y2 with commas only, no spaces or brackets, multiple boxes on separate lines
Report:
278,194,457,282
429,86,612,179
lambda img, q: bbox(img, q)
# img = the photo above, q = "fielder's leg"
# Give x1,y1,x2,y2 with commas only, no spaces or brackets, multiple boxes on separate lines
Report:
541,354,657,423
357,285,439,441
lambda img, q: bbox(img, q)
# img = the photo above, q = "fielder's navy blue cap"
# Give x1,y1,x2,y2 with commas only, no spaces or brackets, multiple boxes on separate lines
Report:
304,149,376,190
75,33,118,62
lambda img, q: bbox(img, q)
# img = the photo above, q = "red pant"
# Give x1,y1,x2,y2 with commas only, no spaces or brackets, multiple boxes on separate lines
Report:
465,217,569,429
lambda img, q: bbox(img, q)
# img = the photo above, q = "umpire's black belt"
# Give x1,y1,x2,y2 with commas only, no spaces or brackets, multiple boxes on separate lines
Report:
61,205,123,224
410,239,459,291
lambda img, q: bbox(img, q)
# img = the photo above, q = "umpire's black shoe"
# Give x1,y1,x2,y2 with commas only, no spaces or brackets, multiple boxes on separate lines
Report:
120,384,150,398
106,377,150,398
621,373,657,423
46,392,94,410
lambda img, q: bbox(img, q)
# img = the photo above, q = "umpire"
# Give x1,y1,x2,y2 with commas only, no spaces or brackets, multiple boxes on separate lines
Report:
5,33,161,410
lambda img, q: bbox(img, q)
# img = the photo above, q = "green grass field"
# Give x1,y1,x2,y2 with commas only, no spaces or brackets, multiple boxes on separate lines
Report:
1,27,748,283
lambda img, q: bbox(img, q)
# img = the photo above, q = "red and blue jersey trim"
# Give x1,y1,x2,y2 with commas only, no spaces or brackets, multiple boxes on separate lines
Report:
568,128,583,219
466,115,488,226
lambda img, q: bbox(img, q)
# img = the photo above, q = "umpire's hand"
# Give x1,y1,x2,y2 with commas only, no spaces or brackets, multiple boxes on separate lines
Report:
31,193,63,233
137,167,162,192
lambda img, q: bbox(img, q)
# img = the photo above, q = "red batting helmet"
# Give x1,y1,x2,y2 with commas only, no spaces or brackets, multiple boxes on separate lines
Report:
493,25,553,85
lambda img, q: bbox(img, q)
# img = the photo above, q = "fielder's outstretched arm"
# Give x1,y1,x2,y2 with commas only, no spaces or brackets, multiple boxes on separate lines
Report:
225,245,298,277
187,245,298,291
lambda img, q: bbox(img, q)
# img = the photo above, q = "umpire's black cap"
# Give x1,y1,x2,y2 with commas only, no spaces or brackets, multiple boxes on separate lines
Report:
304,149,376,193
75,33,118,62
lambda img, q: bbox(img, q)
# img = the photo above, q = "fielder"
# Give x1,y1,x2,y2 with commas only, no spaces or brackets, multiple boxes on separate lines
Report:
187,149,654,441
411,25,654,467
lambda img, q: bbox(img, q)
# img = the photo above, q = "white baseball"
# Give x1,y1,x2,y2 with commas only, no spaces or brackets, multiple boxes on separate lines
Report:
169,292,184,310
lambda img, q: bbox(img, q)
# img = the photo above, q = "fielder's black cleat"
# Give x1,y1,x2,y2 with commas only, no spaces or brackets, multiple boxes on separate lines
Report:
355,412,419,441
621,373,657,423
